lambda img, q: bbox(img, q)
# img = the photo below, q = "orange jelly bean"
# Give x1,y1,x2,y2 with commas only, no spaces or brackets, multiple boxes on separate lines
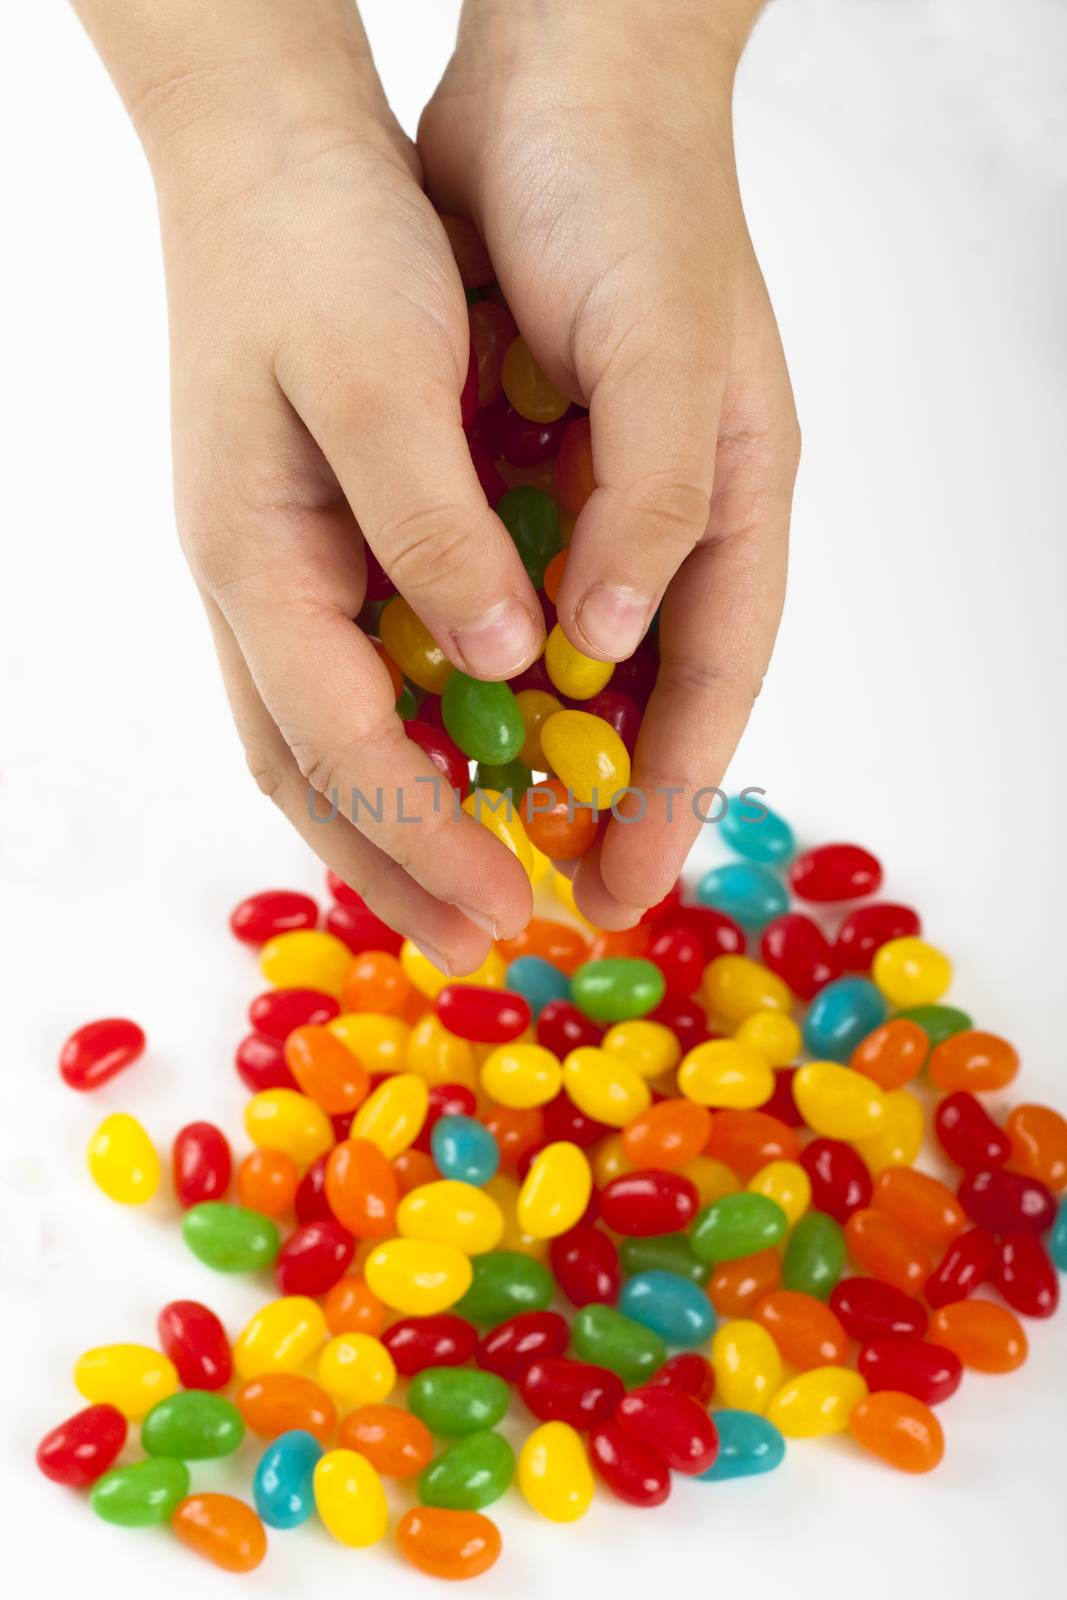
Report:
396,1506,502,1580
848,1391,944,1473
927,1029,1019,1092
323,1275,386,1337
927,1300,1028,1373
284,1025,370,1114
589,925,652,961
623,1100,712,1171
393,1148,440,1196
706,1110,801,1181
845,1208,931,1295
342,951,412,1017
236,1149,299,1218
236,1373,336,1445
171,1493,267,1573
523,779,600,861
708,1248,782,1317
1006,1103,1067,1191
482,1105,545,1173
850,1018,928,1090
871,1168,967,1248
542,548,568,604
325,1138,398,1238
338,1404,434,1478
497,918,589,976
754,1289,849,1370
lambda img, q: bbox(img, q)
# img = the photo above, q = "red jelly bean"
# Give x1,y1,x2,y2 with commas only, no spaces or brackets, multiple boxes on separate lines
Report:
235,1032,297,1094
789,844,883,903
647,927,704,998
476,1312,570,1381
383,1315,480,1376
935,1092,1012,1171
599,1171,699,1237
582,689,643,757
229,889,318,945
470,301,517,408
612,638,659,707
829,1277,928,1342
994,1234,1059,1318
799,1138,873,1222
857,1338,963,1405
173,1122,232,1209
834,902,922,970
615,1386,718,1476
275,1219,354,1296
499,403,570,466
406,721,471,799
294,1153,332,1225
325,901,404,957
435,986,531,1044
761,1068,805,1129
923,1226,996,1309
459,339,478,427
549,1224,620,1307
649,996,710,1054
248,988,340,1041
59,1018,146,1091
36,1404,127,1486
648,1351,716,1406
157,1300,233,1391
957,1168,1057,1235
760,914,839,1000
326,870,364,908
413,1084,479,1155
590,1420,671,1507
520,1359,624,1431
541,1093,612,1150
536,1001,604,1057
657,906,745,962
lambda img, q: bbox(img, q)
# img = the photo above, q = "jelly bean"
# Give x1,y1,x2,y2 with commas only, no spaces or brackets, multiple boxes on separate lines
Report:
748,1160,811,1225
517,1140,592,1238
760,914,839,1001
283,1025,369,1114
477,755,531,799
340,949,413,1016
236,1374,336,1444
522,779,600,861
244,1088,334,1165
316,1333,395,1408
835,902,922,970
409,1367,510,1435
995,1233,1059,1317
476,1311,570,1380
858,1337,962,1405
619,1231,709,1287
924,1225,995,1308
183,1202,280,1273
783,1211,846,1300
571,958,666,1024
505,954,572,1016
1052,1198,1067,1270
407,1015,478,1091
850,1018,928,1090
482,1104,545,1173
544,622,614,699
397,1179,504,1255
328,1009,413,1072
541,710,631,807
830,1277,928,1341
406,719,470,799
698,1409,786,1480
793,1060,887,1138
719,794,795,864
662,906,746,965
855,1087,924,1174
646,925,704,998
142,1390,244,1458
233,1296,327,1382
709,1249,783,1316
802,980,888,1063
503,921,590,979
453,1250,555,1325
600,1170,699,1236
397,1505,502,1579
365,1239,473,1316
326,900,405,958
551,1223,621,1305
231,889,318,945
87,1112,159,1205
766,1366,867,1438
845,1208,930,1294
470,298,517,405
542,1090,610,1151
352,1072,429,1158
620,1270,716,1346
336,1404,433,1479
871,936,952,1008
325,1137,398,1238
754,1289,848,1370
379,595,451,693
572,1305,666,1384
697,862,789,930
313,1448,389,1547
519,1358,623,1431
872,1167,966,1247
790,843,882,902
74,1344,178,1419
462,787,535,874
501,336,569,421
441,672,524,764
848,1392,943,1473
589,1420,671,1507
91,1458,190,1526
710,1321,782,1413
928,1029,1020,1094
59,1017,145,1091
382,1315,479,1376
237,1149,299,1217
420,1429,515,1511
36,1404,126,1486
481,1042,562,1110
1007,1104,1067,1191
623,1099,711,1171
516,1420,594,1523
935,1090,1011,1170
702,954,792,1026
617,1385,718,1475
260,929,354,998
252,1429,322,1528
735,1009,803,1067
321,1275,384,1339
563,1046,651,1126
172,1492,268,1572
293,1151,332,1224
554,414,595,517
436,984,529,1044
158,1300,232,1391
928,1300,1027,1373
678,1039,775,1109
691,1193,788,1263
649,1351,716,1405
235,1031,295,1093
959,1167,1057,1234
274,1219,352,1297
708,1109,801,1180
894,1002,972,1045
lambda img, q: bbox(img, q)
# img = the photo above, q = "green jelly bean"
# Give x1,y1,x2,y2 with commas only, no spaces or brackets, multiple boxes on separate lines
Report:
691,1193,788,1264
453,1251,555,1326
142,1391,244,1459
570,959,666,1023
783,1210,845,1300
475,758,531,800
407,1368,510,1435
619,1232,710,1286
182,1202,279,1272
572,1305,667,1385
419,1430,514,1511
496,486,562,588
90,1458,190,1527
442,673,525,765
893,1004,971,1046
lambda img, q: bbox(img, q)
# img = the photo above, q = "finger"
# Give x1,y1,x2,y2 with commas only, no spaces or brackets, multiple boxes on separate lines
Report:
571,838,644,932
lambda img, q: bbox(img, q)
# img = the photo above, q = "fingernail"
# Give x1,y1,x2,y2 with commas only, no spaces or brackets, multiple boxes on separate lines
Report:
412,938,454,976
457,905,500,939
453,599,539,679
575,585,653,659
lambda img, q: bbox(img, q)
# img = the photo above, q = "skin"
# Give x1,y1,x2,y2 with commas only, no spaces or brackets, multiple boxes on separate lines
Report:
71,0,798,970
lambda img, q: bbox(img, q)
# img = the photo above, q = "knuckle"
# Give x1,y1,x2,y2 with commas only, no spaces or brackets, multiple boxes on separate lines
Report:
291,743,344,802
620,472,712,547
245,748,288,806
379,508,473,595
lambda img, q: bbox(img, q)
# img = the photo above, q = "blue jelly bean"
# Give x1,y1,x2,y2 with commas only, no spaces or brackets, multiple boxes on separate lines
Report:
1051,1196,1067,1272
506,956,571,1019
802,976,887,1062
431,1114,500,1187
252,1429,322,1528
699,1410,785,1480
696,862,789,930
720,796,795,865
619,1270,716,1347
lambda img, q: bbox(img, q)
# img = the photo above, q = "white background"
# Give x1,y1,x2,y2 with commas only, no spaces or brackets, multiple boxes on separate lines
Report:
2,0,1066,1595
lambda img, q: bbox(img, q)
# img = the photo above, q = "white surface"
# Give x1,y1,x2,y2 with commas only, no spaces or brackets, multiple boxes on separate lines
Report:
2,0,1066,1595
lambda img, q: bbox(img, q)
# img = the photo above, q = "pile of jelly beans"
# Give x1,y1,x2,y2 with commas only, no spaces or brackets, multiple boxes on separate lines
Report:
41,797,1067,1580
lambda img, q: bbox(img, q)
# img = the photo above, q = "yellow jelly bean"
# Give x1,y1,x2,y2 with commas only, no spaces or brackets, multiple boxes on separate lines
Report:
87,1113,159,1204
401,940,505,1000
677,1039,774,1109
592,1133,635,1187
853,1088,924,1174
406,1014,478,1090
748,1159,811,1225
327,1013,410,1074
518,1142,592,1239
563,1046,651,1127
544,625,614,701
681,1156,740,1206
318,1334,396,1405
260,929,354,998
710,1321,782,1414
516,688,563,770
519,1421,595,1522
872,937,953,1008
397,1180,504,1254
74,1344,178,1419
481,1042,562,1108
364,1238,473,1315
462,789,535,877
793,1061,888,1140
313,1448,389,1547
379,595,452,693
351,1072,428,1157
602,1019,681,1078
766,1367,868,1438
529,845,553,885
244,1088,334,1165
501,336,570,423
734,1010,802,1066
541,711,630,808
233,1296,327,1380
702,955,792,1026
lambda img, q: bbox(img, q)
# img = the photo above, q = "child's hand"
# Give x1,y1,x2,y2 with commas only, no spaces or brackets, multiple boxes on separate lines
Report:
420,0,799,928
